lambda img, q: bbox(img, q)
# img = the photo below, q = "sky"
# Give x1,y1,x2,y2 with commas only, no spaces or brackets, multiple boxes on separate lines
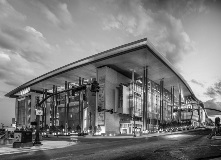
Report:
0,0,221,126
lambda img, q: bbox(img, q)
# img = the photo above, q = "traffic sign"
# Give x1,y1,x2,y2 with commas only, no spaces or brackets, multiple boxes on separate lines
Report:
14,132,21,142
36,110,43,115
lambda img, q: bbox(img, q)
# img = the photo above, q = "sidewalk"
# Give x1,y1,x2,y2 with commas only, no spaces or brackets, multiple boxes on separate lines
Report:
0,141,76,156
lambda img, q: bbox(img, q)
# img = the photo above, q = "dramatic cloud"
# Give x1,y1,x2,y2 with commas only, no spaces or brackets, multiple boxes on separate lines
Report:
30,0,74,29
204,80,221,99
191,79,204,87
101,0,196,65
0,0,26,22
0,24,52,64
204,99,221,116
0,1,54,87
0,49,35,87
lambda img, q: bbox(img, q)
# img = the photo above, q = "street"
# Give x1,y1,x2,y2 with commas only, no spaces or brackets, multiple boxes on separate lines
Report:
1,129,221,160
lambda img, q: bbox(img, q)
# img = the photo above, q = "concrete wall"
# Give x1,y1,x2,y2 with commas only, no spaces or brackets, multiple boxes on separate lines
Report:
97,66,131,134
30,93,39,123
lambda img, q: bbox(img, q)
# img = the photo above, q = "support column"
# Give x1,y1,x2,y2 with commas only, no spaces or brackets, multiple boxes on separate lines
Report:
15,98,18,128
171,86,173,120
178,90,181,122
81,78,85,131
54,86,58,126
145,66,148,131
150,80,153,131
66,82,70,129
160,79,164,122
64,81,68,133
42,91,44,129
142,67,146,131
79,77,82,132
198,103,201,125
172,86,175,106
25,96,28,126
44,89,47,129
132,70,136,137
52,85,55,127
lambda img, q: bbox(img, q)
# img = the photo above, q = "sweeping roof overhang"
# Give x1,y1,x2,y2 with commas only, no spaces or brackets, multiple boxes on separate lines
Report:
5,38,198,101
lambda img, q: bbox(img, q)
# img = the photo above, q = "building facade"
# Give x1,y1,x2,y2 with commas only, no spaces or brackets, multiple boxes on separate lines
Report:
6,38,205,135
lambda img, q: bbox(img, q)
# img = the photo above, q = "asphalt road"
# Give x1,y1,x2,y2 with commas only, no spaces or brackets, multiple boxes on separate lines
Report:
1,129,221,160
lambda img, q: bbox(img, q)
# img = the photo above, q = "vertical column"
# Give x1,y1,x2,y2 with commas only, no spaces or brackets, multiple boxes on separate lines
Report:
42,91,44,128
15,98,18,128
132,70,135,137
142,67,146,131
145,66,148,131
160,79,164,122
44,89,47,128
79,77,82,132
159,81,162,122
81,78,84,131
25,96,28,126
171,86,173,120
178,90,181,122
52,85,55,126
54,86,58,126
150,80,152,131
66,82,70,129
64,81,67,133
198,103,201,125
172,86,175,107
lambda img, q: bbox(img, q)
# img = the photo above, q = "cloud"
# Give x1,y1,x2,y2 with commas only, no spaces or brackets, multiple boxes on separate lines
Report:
191,79,204,87
0,49,35,87
140,0,210,18
204,99,221,116
32,0,74,29
0,25,52,64
101,0,196,65
24,26,44,38
0,0,26,22
204,80,221,99
0,1,54,88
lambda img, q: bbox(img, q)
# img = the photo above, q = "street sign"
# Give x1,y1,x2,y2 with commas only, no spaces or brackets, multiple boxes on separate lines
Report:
36,110,43,115
14,132,21,142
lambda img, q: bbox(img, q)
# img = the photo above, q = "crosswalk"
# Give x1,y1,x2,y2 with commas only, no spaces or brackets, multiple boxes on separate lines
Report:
0,141,76,156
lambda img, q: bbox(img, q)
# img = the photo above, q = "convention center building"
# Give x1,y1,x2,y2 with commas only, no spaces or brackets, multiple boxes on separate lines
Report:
5,38,206,135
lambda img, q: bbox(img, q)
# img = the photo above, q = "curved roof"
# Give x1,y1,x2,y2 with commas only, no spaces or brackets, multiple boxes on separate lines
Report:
5,38,198,101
